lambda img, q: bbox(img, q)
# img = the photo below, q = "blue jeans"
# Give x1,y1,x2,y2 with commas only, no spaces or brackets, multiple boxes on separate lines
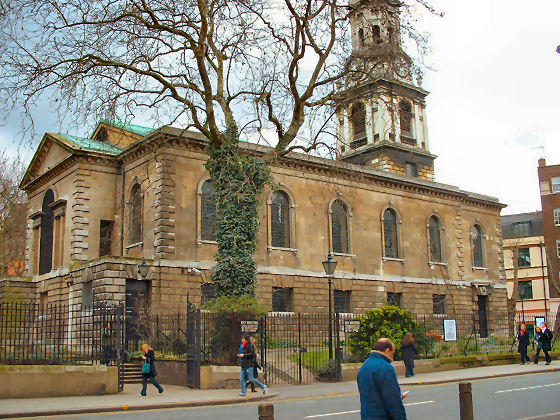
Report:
240,367,265,394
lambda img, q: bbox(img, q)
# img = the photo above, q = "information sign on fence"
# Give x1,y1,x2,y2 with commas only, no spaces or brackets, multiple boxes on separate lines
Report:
344,320,360,333
241,320,259,332
444,319,457,341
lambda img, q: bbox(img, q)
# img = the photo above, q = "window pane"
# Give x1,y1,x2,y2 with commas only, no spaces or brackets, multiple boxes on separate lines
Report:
271,191,290,248
512,222,530,237
552,177,560,193
518,248,531,267
557,240,560,259
387,292,401,307
399,100,412,134
272,287,293,312
100,220,113,257
384,209,399,258
519,281,533,300
201,180,217,241
554,209,560,226
334,290,351,313
332,201,349,254
429,216,442,262
433,294,446,314
129,184,142,244
472,225,484,267
39,189,55,275
351,102,366,140
82,282,93,309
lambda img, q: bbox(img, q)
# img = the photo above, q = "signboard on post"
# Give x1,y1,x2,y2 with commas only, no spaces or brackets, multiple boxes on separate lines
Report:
444,319,457,342
535,316,545,327
241,320,259,333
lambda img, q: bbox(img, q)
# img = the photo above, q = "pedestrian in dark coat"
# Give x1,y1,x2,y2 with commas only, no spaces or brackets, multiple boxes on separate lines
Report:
540,322,553,365
237,333,267,396
516,323,530,364
401,332,419,377
140,343,164,396
357,338,407,420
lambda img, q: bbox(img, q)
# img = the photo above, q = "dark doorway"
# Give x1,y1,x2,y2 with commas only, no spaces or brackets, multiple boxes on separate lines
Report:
39,189,55,274
125,279,150,351
477,295,488,338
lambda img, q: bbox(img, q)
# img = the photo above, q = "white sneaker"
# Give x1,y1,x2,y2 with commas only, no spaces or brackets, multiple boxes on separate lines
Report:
262,385,267,395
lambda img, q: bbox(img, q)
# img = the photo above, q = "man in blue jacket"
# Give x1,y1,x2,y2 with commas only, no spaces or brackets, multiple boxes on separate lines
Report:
357,338,407,420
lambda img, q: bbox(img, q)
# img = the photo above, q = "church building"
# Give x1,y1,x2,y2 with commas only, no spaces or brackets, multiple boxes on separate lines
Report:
4,1,508,331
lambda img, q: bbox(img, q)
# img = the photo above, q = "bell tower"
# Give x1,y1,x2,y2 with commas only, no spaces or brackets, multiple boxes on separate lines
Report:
336,0,436,181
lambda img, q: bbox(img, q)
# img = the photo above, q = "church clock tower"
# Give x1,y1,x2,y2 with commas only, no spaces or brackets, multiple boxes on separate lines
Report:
336,0,436,181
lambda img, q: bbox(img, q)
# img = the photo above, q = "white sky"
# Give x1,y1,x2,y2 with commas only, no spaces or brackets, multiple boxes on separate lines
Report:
1,0,559,215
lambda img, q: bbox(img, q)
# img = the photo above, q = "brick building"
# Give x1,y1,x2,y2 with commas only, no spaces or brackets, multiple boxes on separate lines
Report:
1,1,508,333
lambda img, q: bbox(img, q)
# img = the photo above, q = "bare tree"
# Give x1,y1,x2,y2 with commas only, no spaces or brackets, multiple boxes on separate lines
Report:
0,0,437,296
0,150,27,276
505,243,520,335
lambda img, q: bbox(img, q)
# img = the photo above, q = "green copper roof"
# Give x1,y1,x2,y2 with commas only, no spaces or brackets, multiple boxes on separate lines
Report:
96,120,156,137
58,134,123,155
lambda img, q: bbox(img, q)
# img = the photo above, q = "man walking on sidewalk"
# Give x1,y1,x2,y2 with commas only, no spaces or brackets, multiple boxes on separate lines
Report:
357,338,407,420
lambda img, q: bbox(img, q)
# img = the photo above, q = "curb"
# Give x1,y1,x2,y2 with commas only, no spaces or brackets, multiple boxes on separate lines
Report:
400,367,560,386
0,392,279,419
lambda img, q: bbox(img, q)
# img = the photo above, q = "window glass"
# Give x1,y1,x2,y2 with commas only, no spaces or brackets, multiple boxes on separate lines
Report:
99,220,113,257
429,216,443,262
272,287,293,312
39,189,55,275
433,294,446,314
557,240,560,259
383,209,399,258
201,180,217,241
332,200,350,254
518,248,531,267
271,191,290,248
472,225,485,267
512,221,530,237
334,290,351,313
387,292,402,307
82,282,93,309
129,184,142,244
518,281,533,300
552,177,560,193
554,209,560,226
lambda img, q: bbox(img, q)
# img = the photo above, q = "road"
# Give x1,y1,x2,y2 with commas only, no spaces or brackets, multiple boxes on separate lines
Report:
34,372,560,420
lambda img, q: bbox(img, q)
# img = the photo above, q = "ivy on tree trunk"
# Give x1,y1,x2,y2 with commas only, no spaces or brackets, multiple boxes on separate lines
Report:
204,130,271,297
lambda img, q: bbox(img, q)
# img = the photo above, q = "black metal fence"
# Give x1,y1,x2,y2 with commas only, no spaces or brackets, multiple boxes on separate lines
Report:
0,302,124,366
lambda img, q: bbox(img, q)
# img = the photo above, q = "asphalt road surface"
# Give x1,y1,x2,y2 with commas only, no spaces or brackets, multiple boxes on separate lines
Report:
34,371,560,420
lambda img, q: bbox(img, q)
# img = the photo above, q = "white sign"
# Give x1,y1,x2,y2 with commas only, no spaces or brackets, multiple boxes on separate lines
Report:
444,319,457,342
241,320,259,333
344,320,360,333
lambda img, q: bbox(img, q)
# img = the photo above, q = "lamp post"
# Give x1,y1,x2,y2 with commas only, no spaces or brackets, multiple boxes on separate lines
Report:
322,253,338,363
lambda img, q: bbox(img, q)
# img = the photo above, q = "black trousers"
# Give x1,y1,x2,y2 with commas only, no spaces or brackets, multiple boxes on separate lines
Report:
519,347,530,363
141,374,163,395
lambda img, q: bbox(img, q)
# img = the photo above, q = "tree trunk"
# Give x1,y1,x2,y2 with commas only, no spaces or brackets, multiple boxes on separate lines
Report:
507,247,519,335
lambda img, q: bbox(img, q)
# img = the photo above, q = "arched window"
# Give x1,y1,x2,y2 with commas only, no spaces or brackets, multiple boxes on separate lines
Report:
472,224,485,267
399,100,412,135
373,25,382,43
331,200,350,254
129,184,143,244
358,28,365,47
271,191,291,248
201,180,217,241
351,102,366,140
39,189,55,275
429,215,443,262
383,208,400,258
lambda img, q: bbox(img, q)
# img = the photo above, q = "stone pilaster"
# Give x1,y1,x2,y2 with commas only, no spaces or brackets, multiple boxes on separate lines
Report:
71,169,91,261
153,152,176,258
455,210,465,282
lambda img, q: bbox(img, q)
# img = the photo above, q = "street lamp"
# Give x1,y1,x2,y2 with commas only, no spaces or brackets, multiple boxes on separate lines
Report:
322,253,338,363
138,258,149,279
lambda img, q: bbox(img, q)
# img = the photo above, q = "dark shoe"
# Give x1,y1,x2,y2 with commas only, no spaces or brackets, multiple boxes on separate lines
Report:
545,362,551,365
533,362,538,364
159,387,164,394
405,374,411,377
263,385,267,395
251,389,258,392
139,393,146,396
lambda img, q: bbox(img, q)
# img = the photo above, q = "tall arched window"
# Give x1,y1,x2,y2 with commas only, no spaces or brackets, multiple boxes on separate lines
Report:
271,191,291,248
201,180,217,241
383,208,400,258
399,100,412,136
472,224,485,267
39,189,55,275
129,184,143,244
351,102,366,140
331,200,350,254
429,215,443,262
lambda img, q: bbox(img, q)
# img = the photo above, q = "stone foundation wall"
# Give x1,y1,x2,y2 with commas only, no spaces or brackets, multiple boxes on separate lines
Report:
0,277,36,304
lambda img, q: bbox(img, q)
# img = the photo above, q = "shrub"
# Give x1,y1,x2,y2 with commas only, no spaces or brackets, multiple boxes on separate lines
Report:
348,305,433,361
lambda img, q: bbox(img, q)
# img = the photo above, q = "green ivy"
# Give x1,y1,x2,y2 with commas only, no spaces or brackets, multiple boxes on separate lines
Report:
204,129,271,297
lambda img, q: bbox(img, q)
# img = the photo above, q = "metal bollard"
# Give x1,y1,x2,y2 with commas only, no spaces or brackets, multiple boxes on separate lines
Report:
459,382,473,420
258,403,274,420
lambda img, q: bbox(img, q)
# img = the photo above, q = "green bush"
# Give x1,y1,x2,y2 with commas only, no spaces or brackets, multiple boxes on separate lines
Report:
348,305,433,361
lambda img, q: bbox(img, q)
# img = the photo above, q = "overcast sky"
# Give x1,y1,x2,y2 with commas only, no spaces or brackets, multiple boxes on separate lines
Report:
1,0,559,215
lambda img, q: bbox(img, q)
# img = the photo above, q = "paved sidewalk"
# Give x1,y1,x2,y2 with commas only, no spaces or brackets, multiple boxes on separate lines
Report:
1,362,558,418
